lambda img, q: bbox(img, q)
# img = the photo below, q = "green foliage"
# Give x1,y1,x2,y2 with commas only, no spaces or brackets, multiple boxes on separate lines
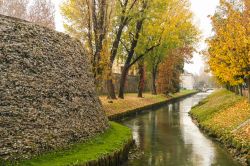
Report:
61,0,199,98
137,0,199,95
132,0,199,66
17,122,132,166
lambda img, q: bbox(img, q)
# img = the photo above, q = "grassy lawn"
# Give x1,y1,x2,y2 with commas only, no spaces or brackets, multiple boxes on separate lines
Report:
100,90,197,117
190,89,250,163
16,122,132,166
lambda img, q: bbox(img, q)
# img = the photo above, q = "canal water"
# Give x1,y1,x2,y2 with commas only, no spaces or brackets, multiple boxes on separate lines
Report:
121,92,240,166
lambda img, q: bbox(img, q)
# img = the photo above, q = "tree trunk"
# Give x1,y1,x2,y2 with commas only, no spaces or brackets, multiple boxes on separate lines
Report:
151,69,157,95
105,60,117,99
248,77,250,103
137,60,144,98
106,7,129,99
106,21,126,99
239,84,243,96
90,0,108,83
106,78,116,99
235,86,239,95
229,86,233,92
118,66,129,99
118,1,147,99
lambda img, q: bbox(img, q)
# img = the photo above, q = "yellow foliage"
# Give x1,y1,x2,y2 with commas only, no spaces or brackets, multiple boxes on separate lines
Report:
206,100,250,131
206,0,250,86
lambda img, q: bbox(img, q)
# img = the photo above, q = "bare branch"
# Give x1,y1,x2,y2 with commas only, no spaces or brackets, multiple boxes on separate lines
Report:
120,39,130,54
128,43,161,68
128,0,138,11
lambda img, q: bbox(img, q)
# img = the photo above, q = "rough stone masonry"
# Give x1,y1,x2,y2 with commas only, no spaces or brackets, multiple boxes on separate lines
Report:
0,14,109,161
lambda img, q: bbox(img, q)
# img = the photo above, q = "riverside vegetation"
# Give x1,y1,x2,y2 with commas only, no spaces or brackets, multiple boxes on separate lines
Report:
101,90,197,117
0,10,199,165
7,122,132,166
190,89,250,165
3,90,197,165
1,0,249,165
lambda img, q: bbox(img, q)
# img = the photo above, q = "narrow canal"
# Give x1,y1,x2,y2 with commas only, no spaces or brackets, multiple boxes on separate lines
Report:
121,92,240,166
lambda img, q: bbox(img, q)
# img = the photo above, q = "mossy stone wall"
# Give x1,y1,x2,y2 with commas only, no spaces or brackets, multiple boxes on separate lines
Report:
0,15,109,161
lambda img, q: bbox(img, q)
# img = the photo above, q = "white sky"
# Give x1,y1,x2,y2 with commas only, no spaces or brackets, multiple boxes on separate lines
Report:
184,0,220,75
53,0,220,75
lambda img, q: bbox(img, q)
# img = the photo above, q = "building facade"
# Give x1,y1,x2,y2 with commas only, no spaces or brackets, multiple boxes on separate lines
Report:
180,72,195,90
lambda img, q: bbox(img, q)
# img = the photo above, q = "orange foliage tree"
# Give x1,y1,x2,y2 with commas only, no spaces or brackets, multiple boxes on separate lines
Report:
157,47,193,94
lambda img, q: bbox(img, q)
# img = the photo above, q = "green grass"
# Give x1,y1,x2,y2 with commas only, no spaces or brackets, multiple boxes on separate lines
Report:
190,89,250,164
171,89,197,98
17,122,132,166
190,89,242,122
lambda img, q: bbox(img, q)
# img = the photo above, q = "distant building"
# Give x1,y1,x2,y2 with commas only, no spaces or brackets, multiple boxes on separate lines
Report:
180,71,195,90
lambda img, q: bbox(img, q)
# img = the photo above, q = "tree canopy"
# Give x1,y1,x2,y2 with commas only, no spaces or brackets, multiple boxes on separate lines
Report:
61,0,199,98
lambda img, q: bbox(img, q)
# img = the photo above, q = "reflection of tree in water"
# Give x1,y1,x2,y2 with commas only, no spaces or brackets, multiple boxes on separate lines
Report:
150,101,194,166
130,101,194,166
124,95,238,166
138,118,145,149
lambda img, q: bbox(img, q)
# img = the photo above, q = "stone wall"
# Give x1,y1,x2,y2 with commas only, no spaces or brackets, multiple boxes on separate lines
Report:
0,15,109,161
98,73,152,95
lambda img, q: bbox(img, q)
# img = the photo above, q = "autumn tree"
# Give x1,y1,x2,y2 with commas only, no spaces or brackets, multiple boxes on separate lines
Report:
61,0,198,99
61,0,139,99
117,0,150,99
157,55,182,95
137,58,145,98
106,0,138,99
117,0,168,98
61,0,113,84
118,0,198,97
157,47,193,94
146,48,164,95
207,0,250,101
145,22,197,96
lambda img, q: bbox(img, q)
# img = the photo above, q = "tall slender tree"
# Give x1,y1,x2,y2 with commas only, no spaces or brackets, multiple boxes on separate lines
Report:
61,0,112,83
137,58,145,97
118,0,149,99
118,0,198,98
106,0,138,99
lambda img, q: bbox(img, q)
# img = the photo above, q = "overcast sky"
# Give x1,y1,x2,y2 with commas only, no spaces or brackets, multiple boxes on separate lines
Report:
53,0,220,75
184,0,219,75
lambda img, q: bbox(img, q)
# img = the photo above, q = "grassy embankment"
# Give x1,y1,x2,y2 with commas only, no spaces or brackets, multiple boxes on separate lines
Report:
12,90,196,166
16,122,132,166
15,90,196,165
190,89,250,165
100,90,197,117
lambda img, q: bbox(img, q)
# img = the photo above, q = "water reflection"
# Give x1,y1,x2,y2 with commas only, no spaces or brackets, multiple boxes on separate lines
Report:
121,93,240,166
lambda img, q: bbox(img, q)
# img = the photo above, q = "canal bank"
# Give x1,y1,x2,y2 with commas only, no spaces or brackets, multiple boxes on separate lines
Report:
8,90,198,166
190,90,250,166
12,122,133,166
100,90,198,121
121,92,240,165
